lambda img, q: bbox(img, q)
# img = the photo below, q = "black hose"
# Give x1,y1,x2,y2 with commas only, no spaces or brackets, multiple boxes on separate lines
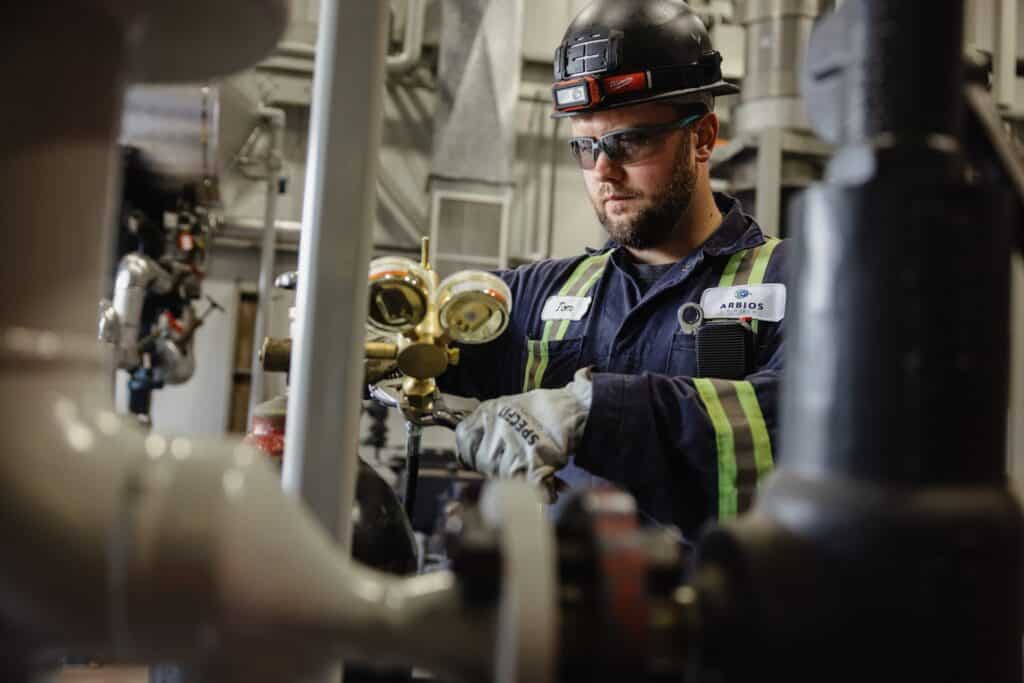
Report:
403,423,421,522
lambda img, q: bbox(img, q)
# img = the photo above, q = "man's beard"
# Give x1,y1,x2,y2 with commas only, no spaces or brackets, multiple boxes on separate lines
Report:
594,141,697,250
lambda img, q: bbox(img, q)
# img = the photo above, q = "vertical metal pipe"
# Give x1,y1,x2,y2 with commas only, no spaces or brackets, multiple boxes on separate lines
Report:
0,0,127,646
282,0,390,547
754,128,783,237
248,107,285,427
1,5,124,338
993,0,1019,109
280,7,390,678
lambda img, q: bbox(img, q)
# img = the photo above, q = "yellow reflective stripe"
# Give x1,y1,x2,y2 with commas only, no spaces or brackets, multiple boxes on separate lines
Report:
734,380,773,483
523,252,610,391
717,250,746,288
695,378,738,520
552,254,609,341
522,340,541,393
696,377,774,519
529,337,552,391
748,237,780,287
747,237,780,335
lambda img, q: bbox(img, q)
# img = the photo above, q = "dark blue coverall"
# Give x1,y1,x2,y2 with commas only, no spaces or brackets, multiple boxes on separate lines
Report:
439,193,788,539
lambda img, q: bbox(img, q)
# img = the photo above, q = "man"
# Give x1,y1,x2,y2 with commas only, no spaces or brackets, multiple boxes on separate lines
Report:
438,0,787,539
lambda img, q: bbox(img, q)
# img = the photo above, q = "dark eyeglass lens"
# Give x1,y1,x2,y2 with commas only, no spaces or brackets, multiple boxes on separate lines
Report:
570,139,596,169
605,130,656,164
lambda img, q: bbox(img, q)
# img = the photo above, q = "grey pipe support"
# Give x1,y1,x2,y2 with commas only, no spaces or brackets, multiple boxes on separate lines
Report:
247,106,286,427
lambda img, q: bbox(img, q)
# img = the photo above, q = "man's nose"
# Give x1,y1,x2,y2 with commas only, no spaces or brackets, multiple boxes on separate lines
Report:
592,148,625,182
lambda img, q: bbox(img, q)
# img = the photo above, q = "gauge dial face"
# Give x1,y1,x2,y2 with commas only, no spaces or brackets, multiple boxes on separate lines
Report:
437,271,512,344
367,258,428,333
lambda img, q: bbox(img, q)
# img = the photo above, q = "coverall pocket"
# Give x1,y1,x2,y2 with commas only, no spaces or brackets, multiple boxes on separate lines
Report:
521,337,584,391
665,331,697,377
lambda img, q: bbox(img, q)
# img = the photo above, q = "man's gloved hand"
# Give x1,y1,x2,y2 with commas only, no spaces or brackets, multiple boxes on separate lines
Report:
455,368,592,502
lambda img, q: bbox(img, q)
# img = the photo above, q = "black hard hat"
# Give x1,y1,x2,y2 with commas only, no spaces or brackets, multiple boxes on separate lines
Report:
551,0,739,117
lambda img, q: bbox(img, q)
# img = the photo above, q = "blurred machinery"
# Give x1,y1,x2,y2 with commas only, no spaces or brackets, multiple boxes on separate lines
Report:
2,3,1023,683
98,147,224,422
119,81,288,427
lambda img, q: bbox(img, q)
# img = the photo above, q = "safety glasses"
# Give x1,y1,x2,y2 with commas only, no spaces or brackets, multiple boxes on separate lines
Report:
568,113,703,170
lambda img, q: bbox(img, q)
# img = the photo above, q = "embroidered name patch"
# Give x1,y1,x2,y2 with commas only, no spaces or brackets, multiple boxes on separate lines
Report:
541,296,592,321
700,284,787,322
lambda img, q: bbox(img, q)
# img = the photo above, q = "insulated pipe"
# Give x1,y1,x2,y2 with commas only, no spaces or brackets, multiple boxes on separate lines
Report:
247,106,285,428
386,0,429,75
0,4,501,682
109,253,174,369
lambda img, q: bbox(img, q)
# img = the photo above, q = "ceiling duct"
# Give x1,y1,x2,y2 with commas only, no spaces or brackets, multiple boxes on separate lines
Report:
428,0,524,277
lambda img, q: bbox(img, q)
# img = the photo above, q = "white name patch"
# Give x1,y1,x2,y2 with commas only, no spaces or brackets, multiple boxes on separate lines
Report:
700,284,787,323
541,296,592,321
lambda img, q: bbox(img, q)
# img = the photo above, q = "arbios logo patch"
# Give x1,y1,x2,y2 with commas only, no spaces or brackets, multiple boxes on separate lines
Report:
700,283,787,323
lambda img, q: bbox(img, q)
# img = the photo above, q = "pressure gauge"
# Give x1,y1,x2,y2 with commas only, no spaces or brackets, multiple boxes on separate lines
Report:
367,257,429,333
437,271,512,344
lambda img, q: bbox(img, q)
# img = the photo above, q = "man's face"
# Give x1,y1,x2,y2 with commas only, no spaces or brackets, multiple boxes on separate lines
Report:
569,102,699,250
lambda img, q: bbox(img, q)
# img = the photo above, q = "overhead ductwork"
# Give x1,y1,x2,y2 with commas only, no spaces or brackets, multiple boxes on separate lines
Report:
428,0,524,277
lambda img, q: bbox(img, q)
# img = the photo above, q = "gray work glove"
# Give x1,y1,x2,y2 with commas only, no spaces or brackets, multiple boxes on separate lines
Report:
455,368,593,502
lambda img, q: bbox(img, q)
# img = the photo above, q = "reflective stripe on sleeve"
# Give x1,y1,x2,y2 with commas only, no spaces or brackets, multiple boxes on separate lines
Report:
694,377,774,520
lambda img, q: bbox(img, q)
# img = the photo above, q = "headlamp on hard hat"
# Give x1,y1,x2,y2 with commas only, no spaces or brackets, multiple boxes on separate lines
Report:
552,71,651,113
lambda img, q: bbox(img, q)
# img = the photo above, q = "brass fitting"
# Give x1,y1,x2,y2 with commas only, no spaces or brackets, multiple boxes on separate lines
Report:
365,341,399,360
391,237,454,380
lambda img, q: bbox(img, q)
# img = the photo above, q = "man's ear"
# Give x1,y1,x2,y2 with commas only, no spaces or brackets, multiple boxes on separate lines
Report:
694,112,719,164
